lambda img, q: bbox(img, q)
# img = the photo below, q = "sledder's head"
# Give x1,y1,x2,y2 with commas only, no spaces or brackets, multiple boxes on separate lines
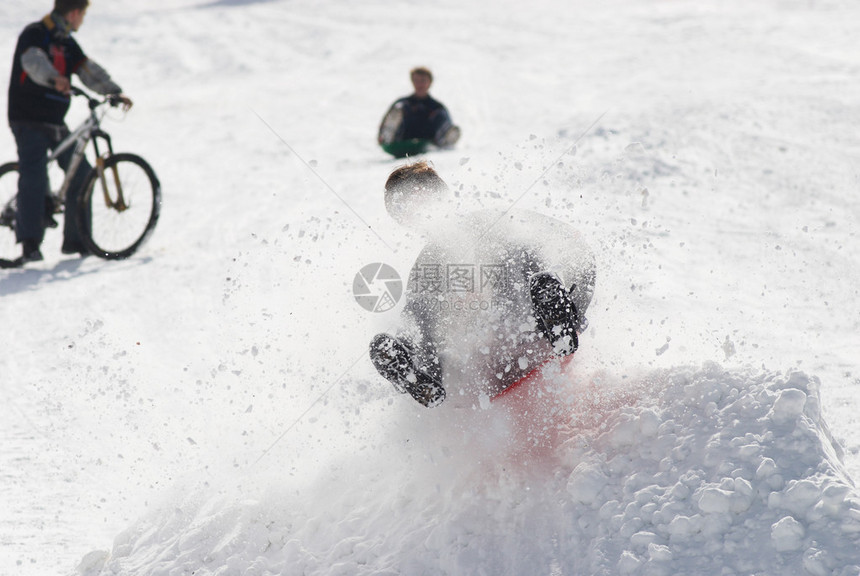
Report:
410,67,433,99
384,161,449,226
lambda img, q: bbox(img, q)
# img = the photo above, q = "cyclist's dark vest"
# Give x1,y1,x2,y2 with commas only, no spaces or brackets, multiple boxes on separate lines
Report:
7,14,87,125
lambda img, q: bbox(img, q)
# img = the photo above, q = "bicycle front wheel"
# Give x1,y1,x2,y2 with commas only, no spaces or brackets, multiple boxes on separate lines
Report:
0,162,20,262
78,153,161,260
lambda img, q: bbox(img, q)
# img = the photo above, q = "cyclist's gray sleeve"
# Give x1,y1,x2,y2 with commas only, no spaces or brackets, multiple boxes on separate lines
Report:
76,58,122,95
21,47,60,88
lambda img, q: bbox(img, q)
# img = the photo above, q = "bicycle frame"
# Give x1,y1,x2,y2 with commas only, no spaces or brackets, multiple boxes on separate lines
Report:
48,93,117,207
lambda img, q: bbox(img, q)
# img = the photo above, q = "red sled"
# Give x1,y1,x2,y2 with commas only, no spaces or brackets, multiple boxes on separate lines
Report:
492,354,576,403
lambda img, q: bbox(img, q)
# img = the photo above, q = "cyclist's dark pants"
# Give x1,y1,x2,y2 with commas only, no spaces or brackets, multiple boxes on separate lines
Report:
11,122,91,247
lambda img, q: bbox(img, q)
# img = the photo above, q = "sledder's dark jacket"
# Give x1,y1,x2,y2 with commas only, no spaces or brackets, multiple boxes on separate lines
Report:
8,12,121,126
393,94,448,141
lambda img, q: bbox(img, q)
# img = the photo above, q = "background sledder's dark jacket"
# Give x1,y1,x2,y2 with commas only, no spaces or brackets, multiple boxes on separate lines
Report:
393,94,449,141
8,12,122,126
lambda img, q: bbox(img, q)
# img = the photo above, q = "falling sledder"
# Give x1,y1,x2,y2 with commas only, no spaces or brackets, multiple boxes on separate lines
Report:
368,161,595,407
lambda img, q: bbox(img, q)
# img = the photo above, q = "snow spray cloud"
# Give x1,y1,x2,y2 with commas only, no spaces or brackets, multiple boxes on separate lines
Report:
250,108,395,252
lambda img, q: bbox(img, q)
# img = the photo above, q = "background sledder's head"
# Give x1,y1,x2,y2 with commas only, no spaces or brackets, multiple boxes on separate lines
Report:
409,66,433,98
384,161,449,225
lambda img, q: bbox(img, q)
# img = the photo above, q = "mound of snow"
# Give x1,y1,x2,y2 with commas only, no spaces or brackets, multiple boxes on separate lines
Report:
82,364,860,576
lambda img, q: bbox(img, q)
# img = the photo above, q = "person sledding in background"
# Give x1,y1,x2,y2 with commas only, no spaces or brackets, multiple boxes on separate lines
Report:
368,161,595,407
377,67,461,158
6,0,133,266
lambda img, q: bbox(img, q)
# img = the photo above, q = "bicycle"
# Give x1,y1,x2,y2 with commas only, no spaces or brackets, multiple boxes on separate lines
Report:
0,86,161,267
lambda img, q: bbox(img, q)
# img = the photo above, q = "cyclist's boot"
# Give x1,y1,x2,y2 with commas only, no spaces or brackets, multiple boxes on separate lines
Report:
369,333,445,408
17,239,43,265
61,240,91,257
530,272,579,356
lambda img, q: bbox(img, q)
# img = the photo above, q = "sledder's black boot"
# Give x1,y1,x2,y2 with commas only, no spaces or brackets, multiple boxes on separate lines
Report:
530,272,579,356
369,333,446,408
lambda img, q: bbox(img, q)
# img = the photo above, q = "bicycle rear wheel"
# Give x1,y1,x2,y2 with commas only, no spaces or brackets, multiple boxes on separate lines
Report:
0,162,20,262
78,153,161,260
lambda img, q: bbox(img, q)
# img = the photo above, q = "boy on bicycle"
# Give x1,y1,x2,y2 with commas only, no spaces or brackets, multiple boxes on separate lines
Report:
7,0,132,265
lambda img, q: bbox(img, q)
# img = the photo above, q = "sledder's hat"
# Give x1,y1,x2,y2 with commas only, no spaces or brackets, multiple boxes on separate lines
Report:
384,161,448,223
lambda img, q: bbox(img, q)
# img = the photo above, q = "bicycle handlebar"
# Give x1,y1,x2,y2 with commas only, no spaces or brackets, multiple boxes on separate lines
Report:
71,86,124,110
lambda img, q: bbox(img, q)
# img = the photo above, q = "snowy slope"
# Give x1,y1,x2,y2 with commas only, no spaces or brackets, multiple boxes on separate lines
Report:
1,0,859,574
80,366,860,575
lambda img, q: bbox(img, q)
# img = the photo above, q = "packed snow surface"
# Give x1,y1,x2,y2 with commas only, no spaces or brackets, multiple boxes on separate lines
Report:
88,366,860,575
1,0,859,575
